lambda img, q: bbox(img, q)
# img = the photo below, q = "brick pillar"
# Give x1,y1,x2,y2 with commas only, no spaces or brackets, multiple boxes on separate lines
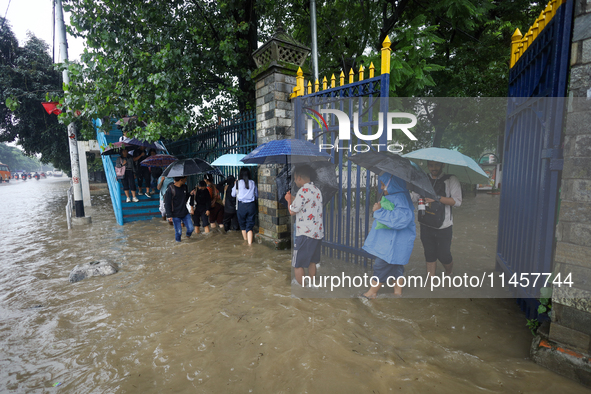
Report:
531,2,591,387
251,26,310,249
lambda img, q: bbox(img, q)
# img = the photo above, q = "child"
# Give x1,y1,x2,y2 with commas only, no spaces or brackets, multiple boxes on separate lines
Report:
361,172,415,298
284,165,323,286
190,180,211,234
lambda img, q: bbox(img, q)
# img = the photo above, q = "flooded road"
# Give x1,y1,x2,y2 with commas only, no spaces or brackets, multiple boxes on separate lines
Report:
0,178,588,393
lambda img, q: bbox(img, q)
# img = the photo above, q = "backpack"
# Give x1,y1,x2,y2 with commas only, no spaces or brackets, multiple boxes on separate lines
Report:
418,174,452,229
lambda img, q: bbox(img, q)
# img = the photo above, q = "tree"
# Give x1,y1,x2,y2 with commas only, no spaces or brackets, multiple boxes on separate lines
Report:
0,143,44,172
61,0,543,159
0,18,72,171
267,0,544,158
61,0,260,141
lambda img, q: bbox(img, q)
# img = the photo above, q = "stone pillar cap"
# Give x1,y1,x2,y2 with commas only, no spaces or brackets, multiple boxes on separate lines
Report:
252,27,310,69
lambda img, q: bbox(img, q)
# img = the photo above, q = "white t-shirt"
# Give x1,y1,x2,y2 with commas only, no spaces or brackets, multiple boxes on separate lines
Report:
290,182,324,239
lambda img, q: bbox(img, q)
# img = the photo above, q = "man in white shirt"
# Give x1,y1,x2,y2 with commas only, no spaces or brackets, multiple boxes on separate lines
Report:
412,161,462,277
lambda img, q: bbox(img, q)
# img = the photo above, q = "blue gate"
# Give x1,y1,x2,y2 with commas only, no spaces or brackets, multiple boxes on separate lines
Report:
497,0,573,316
292,39,391,265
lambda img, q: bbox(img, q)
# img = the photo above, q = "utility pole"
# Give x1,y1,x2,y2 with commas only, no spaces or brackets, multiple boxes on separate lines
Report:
310,0,319,83
55,0,90,224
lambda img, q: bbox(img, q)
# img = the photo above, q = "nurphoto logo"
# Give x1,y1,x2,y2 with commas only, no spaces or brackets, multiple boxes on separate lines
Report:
304,107,418,153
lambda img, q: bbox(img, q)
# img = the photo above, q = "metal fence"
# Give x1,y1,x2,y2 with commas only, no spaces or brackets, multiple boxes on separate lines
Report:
165,111,257,183
292,39,392,266
498,0,573,317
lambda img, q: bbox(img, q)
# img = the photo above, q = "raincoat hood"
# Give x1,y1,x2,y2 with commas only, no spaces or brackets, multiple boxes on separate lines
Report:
379,172,414,207
379,173,406,195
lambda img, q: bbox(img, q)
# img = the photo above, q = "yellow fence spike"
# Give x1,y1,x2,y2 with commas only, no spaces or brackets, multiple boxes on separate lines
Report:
381,36,392,74
359,65,365,81
331,74,336,88
369,62,375,78
525,27,533,47
315,79,319,93
349,68,354,84
510,29,523,68
551,0,557,18
544,3,553,22
537,10,545,31
307,81,312,95
532,21,539,42
322,76,327,90
340,71,345,86
296,67,304,97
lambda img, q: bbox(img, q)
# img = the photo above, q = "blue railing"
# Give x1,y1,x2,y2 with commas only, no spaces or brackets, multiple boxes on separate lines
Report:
97,131,123,225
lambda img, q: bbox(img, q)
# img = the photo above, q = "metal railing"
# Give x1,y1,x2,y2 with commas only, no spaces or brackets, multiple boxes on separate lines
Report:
66,182,74,229
97,131,124,225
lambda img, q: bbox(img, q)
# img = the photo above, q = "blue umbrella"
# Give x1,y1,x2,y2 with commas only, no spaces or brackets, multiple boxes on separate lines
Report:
241,139,331,164
211,154,257,167
403,147,490,184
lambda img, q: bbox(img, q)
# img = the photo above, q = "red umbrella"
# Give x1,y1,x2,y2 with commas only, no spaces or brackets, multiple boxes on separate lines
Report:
140,154,177,167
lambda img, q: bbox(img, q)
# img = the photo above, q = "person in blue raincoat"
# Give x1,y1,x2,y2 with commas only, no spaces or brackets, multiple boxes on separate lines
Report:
362,172,416,298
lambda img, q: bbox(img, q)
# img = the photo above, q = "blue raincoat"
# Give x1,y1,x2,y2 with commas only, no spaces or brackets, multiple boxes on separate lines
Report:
362,173,416,265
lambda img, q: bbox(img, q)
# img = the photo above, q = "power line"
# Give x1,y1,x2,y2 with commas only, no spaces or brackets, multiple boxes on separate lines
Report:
1,0,14,33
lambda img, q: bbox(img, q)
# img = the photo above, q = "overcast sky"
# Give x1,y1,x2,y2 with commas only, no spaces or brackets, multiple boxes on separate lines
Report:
1,0,85,61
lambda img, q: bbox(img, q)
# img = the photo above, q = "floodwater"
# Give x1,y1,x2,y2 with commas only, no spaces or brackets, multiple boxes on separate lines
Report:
0,178,589,393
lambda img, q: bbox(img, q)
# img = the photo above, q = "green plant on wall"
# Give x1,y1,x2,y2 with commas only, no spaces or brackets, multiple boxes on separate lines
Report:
526,286,552,336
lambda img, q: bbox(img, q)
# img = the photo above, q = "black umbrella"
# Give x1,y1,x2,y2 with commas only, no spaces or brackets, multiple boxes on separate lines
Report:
277,162,339,207
162,158,219,178
348,151,438,199
100,141,142,156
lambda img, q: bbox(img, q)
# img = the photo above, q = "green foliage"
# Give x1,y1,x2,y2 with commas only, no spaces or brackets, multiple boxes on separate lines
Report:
61,0,259,141
526,286,553,337
0,143,44,172
0,18,71,172
526,318,541,336
55,0,544,154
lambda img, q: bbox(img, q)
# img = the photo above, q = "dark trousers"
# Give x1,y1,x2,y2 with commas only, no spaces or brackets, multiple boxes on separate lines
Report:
223,211,239,230
121,170,135,191
420,224,453,265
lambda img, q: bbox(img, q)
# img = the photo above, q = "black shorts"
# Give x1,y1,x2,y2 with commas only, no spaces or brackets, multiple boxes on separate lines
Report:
420,224,453,265
292,235,322,269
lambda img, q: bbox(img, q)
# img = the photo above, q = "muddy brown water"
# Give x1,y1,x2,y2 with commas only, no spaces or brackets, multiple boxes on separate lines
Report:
0,178,588,393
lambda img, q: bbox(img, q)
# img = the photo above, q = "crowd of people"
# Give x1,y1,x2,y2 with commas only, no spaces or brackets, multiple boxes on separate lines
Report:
117,151,461,298
115,147,160,203
160,167,258,245
282,162,461,299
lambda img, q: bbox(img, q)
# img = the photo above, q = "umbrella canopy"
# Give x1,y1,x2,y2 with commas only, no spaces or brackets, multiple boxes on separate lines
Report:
100,141,142,156
403,147,490,184
211,154,257,167
140,154,177,168
162,158,218,178
276,162,339,207
120,138,165,151
241,139,331,165
348,151,438,200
